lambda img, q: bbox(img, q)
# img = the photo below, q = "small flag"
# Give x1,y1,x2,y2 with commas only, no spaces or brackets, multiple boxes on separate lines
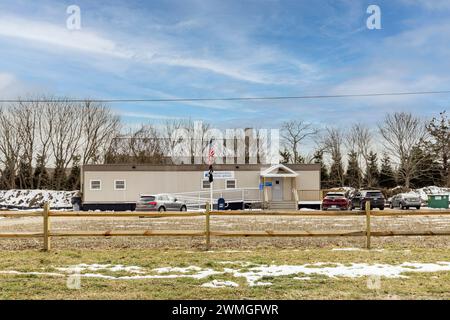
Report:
208,138,215,165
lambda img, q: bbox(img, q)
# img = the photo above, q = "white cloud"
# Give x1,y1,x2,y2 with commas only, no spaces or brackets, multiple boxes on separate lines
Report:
0,15,133,58
0,72,30,98
0,14,318,85
115,110,182,121
0,73,16,90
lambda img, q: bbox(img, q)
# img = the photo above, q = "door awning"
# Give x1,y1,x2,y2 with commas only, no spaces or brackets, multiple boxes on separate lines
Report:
260,164,298,178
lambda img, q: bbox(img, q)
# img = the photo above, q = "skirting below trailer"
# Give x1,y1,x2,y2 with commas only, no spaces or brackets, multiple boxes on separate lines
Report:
81,201,318,211
80,202,251,211
82,203,136,211
298,201,321,210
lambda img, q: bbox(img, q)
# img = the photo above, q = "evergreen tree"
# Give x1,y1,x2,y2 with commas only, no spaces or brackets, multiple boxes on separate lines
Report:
52,160,67,190
33,155,50,189
344,151,361,188
410,146,442,188
0,167,15,190
379,153,396,188
312,150,329,188
279,148,291,164
364,151,379,188
424,111,450,187
329,153,345,187
66,156,81,191
15,160,33,189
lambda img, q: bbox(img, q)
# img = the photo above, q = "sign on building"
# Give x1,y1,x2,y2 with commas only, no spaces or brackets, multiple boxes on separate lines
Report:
203,171,234,180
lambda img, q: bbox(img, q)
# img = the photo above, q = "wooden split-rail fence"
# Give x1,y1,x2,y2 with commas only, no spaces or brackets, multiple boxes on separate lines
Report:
0,202,450,251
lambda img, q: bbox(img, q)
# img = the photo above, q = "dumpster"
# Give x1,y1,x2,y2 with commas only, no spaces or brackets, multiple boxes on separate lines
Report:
217,197,226,210
428,194,449,209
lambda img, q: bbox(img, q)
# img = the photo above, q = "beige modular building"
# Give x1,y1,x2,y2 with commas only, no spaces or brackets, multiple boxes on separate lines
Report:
81,163,321,211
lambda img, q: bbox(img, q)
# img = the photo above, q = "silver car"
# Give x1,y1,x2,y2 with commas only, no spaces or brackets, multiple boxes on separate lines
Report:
390,193,421,210
136,194,187,212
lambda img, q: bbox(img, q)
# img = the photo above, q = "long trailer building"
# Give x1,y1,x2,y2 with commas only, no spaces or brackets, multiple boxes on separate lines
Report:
81,163,321,211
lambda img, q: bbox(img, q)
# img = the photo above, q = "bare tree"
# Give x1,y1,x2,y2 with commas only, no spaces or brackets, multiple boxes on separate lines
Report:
378,112,429,188
281,120,318,163
0,106,22,189
80,100,120,165
9,100,40,188
162,119,191,164
345,124,376,187
320,127,345,187
47,99,83,189
105,124,165,164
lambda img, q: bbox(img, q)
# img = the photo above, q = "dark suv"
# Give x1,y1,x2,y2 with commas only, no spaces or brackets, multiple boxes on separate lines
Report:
350,190,385,210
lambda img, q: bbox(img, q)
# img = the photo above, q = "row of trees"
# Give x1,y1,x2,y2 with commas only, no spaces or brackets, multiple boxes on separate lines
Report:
0,99,120,190
0,98,212,190
280,111,450,189
0,97,448,191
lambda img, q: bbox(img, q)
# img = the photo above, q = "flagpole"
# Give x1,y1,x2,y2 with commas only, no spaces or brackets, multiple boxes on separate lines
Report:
210,181,213,211
208,138,215,211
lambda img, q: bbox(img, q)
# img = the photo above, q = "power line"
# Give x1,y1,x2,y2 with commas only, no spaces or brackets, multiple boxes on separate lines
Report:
1,90,450,103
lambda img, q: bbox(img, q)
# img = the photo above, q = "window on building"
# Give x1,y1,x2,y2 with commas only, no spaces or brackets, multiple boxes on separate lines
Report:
114,180,126,190
226,179,236,189
202,180,210,189
90,180,101,190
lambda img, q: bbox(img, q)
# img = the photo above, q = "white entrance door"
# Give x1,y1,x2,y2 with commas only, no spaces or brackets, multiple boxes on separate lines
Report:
272,178,283,201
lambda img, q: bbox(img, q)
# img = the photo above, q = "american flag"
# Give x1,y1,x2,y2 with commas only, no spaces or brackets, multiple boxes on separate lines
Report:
208,138,215,165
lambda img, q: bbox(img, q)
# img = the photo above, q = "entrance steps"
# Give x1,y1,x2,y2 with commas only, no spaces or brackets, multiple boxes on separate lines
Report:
268,201,297,210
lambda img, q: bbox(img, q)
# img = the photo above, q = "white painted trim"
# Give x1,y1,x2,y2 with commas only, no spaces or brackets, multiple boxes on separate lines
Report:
114,179,126,191
89,179,101,191
260,163,298,177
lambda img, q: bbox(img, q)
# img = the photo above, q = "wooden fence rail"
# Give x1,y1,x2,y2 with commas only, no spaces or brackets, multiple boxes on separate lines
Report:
0,202,450,251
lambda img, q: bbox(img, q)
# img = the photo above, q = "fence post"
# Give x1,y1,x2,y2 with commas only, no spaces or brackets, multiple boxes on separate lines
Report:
205,202,211,251
365,201,371,250
43,202,51,251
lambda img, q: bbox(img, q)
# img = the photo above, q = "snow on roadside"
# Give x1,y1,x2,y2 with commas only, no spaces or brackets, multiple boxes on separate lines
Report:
0,189,78,208
1,261,450,287
201,280,239,288
55,264,144,274
406,186,450,202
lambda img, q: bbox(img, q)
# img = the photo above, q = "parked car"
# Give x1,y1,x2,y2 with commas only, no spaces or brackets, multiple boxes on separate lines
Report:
390,193,421,210
322,192,351,210
136,194,187,212
350,190,385,210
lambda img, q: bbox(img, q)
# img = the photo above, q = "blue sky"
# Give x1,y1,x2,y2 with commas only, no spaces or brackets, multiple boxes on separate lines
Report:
0,0,449,130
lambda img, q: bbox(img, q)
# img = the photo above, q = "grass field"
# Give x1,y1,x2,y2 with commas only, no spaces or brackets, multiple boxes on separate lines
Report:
1,214,450,299
0,247,450,299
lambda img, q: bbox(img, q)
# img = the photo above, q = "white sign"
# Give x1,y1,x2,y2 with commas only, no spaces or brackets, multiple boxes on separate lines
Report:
203,171,235,179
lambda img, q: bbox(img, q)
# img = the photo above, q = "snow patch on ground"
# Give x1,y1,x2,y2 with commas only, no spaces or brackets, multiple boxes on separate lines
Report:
2,261,450,287
217,261,254,267
153,266,203,274
0,270,65,277
152,266,222,279
293,276,312,280
409,186,450,203
56,264,144,274
0,189,78,208
201,280,239,288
